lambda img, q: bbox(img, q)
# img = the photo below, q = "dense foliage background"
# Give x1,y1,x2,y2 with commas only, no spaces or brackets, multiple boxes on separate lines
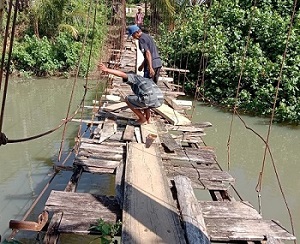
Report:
158,0,300,124
9,0,109,78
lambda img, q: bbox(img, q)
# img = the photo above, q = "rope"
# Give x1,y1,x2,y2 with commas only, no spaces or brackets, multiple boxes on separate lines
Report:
226,0,257,171
57,0,95,161
254,0,298,239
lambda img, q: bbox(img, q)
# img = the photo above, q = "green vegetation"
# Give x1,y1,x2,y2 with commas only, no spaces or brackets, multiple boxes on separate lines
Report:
89,218,122,244
9,0,109,77
157,1,300,124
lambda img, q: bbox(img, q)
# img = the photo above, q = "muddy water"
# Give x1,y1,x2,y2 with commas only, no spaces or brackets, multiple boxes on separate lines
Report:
0,79,299,243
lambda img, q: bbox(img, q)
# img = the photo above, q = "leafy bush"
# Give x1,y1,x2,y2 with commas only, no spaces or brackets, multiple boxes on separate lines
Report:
158,1,300,124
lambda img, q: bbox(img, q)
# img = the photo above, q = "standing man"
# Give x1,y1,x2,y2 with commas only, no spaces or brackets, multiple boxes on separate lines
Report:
127,25,162,84
135,6,144,28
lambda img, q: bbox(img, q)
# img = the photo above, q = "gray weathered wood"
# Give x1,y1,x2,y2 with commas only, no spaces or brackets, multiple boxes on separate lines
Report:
174,175,210,244
44,191,121,234
122,143,186,244
204,218,296,242
99,118,117,143
199,201,262,219
159,132,180,152
122,124,135,141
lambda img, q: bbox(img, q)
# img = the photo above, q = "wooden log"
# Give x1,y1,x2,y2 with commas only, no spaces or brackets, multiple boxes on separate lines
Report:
174,175,210,244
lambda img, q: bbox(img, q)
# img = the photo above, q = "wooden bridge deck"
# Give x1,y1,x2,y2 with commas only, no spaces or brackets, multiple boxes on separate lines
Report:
42,37,295,244
10,35,295,244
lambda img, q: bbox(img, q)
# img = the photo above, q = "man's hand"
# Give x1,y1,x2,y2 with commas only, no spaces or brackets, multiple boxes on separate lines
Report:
98,63,108,72
149,67,155,78
138,64,143,71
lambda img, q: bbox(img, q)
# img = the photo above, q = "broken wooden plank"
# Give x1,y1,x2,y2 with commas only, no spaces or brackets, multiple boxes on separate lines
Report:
102,102,127,112
122,124,135,141
159,132,180,152
140,123,159,144
98,118,117,143
153,104,191,126
134,127,142,143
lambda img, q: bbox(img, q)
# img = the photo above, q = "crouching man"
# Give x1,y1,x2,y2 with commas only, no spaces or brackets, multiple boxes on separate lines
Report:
98,63,164,125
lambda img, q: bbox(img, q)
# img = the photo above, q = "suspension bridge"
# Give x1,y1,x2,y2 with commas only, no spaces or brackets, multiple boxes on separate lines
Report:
1,1,297,244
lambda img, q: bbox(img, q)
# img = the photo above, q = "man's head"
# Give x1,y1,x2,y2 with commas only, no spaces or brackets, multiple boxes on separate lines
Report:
127,25,141,39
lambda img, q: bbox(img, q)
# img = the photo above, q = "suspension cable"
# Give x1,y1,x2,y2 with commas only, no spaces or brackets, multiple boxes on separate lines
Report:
0,0,19,133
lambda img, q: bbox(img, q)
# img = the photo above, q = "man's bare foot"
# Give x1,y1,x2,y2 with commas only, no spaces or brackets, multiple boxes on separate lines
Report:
136,119,147,125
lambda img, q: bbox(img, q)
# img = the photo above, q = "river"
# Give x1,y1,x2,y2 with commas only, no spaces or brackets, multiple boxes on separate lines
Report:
0,78,299,243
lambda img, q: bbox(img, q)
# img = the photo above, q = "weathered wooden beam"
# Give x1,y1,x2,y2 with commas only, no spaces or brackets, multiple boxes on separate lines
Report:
174,175,210,244
122,143,186,243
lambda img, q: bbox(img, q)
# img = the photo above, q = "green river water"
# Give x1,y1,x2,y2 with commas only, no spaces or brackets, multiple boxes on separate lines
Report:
0,77,299,243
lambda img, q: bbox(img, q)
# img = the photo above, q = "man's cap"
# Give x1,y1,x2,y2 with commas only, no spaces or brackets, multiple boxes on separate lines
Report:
127,25,140,36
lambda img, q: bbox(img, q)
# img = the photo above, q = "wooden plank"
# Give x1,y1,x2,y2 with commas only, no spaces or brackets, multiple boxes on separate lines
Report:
153,104,191,126
122,143,186,244
98,118,117,143
174,175,210,244
159,132,180,152
164,96,185,111
71,119,103,125
140,123,159,144
122,124,135,141
172,100,192,107
162,67,190,73
101,94,121,102
103,102,127,112
204,218,296,242
158,76,174,82
164,166,235,190
80,142,125,152
43,212,63,244
166,124,205,132
199,201,262,220
134,127,142,143
115,158,125,208
44,191,121,234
